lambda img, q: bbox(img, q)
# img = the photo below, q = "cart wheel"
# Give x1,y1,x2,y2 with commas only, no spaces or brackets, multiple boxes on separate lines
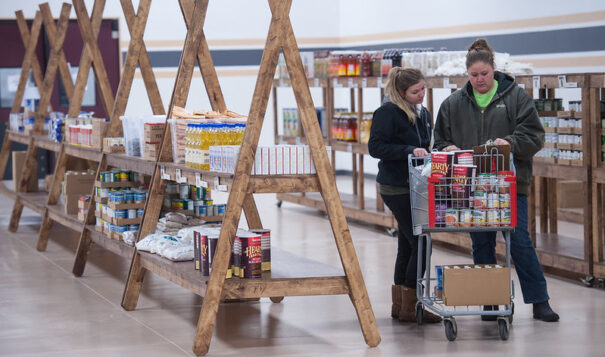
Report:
270,296,284,303
276,200,283,208
386,228,398,237
498,318,510,341
415,301,424,325
581,275,595,287
444,318,457,341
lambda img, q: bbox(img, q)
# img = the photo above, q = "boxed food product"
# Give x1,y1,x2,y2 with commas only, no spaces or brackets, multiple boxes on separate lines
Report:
92,119,108,149
103,137,126,154
144,123,165,143
443,264,510,306
143,143,161,161
62,193,81,215
12,151,38,192
63,171,96,195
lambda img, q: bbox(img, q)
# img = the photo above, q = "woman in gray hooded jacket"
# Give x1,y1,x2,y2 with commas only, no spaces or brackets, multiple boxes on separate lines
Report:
434,39,559,322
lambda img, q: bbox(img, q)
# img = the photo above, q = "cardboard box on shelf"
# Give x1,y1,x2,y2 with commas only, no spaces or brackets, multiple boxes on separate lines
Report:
443,264,510,306
103,137,126,154
12,151,38,192
92,119,108,149
144,123,165,143
143,143,160,161
63,171,96,195
61,194,81,215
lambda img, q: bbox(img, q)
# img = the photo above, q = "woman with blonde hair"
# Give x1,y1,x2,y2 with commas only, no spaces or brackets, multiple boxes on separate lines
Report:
369,67,440,323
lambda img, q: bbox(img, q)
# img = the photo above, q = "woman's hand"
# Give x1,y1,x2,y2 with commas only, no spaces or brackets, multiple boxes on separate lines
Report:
493,138,510,146
413,148,429,157
442,145,460,152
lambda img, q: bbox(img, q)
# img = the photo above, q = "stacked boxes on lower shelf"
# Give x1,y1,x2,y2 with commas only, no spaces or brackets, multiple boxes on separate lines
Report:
93,170,145,241
210,144,332,175
62,171,96,215
163,183,224,220
193,228,271,279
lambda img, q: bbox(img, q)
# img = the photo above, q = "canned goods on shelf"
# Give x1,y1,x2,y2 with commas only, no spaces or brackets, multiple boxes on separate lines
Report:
180,184,190,200
472,210,486,226
499,193,510,209
459,209,472,227
487,209,499,226
115,209,127,218
445,208,459,227
128,224,140,231
500,209,511,226
474,191,487,209
487,192,500,209
127,209,137,219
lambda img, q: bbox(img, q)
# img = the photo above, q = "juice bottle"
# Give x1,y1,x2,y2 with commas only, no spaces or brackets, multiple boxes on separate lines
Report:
195,124,203,169
361,52,370,77
185,123,193,168
200,123,210,171
338,53,346,77
347,54,355,76
354,52,361,76
237,123,245,145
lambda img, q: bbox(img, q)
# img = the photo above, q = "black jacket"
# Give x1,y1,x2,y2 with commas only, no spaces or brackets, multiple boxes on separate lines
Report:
369,102,432,188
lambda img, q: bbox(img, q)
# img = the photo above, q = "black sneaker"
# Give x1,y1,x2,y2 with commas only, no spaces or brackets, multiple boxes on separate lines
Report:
481,305,499,321
533,301,559,322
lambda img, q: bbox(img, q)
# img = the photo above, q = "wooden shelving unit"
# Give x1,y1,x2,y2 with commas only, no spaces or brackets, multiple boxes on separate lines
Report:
121,1,380,355
589,73,605,282
273,70,605,279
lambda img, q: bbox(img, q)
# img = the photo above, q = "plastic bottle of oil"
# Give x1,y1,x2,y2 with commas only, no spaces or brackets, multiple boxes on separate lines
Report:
193,124,201,169
200,123,210,171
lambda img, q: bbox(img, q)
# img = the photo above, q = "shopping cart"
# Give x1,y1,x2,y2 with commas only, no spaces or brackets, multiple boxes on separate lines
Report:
408,148,517,341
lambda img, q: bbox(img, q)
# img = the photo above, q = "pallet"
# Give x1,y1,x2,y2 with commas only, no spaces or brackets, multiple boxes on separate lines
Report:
121,1,380,355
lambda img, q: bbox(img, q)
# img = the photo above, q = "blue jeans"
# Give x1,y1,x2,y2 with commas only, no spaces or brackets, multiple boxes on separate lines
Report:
469,195,549,304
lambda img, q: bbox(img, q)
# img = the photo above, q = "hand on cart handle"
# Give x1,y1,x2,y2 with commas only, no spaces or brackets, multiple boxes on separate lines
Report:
442,145,460,152
493,138,510,146
413,148,429,157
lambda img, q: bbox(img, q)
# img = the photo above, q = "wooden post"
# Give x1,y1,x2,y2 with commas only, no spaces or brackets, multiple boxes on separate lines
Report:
9,137,38,232
548,178,558,234
581,79,593,271
15,11,48,110
11,11,43,115
73,0,115,116
272,86,278,144
68,0,106,118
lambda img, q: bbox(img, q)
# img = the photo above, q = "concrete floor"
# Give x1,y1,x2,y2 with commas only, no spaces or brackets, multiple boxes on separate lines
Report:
1,191,604,356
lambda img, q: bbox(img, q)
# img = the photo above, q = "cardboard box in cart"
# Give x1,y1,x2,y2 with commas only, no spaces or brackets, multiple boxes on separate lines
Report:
442,264,510,306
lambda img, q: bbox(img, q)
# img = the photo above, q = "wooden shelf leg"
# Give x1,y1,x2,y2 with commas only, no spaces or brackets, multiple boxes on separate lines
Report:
358,153,364,210
0,132,12,180
122,252,147,311
36,210,53,251
352,153,358,195
243,193,263,230
9,139,38,232
72,229,94,277
540,177,548,234
548,178,558,234
593,183,604,264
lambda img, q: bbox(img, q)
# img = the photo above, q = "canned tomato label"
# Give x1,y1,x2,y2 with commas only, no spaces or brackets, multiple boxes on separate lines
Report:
127,209,137,219
472,210,486,226
501,209,511,226
445,209,459,227
487,192,500,209
487,209,499,226
240,234,262,279
499,193,510,209
251,229,271,271
136,208,144,217
460,209,473,227
474,190,487,209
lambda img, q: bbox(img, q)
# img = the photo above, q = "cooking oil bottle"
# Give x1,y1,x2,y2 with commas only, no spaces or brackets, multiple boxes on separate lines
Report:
200,123,210,171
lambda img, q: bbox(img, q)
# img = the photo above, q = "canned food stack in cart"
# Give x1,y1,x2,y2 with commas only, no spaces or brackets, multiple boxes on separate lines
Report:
408,147,517,341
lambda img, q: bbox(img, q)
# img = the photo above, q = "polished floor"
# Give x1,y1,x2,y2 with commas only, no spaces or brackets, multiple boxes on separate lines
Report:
1,188,604,356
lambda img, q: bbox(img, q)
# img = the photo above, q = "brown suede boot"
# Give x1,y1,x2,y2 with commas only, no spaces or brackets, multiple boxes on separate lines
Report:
400,287,442,323
391,285,403,319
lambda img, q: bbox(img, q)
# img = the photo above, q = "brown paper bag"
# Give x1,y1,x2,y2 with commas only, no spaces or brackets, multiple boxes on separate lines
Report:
473,144,510,174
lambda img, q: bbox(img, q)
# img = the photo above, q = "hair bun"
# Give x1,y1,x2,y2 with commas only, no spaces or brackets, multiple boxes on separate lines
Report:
469,38,493,54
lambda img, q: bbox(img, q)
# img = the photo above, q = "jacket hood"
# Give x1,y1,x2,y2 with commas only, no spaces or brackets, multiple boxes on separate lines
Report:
464,71,515,98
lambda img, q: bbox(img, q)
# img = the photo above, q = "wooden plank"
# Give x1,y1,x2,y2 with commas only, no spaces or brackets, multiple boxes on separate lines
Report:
242,193,262,230
64,144,103,162
247,175,321,193
107,0,153,137
46,204,84,232
73,0,115,116
581,82,593,271
179,0,227,112
533,162,588,180
11,11,43,113
593,183,604,263
0,132,12,181
548,178,558,234
222,276,349,299
120,0,165,116
139,251,207,296
15,11,48,110
34,136,62,152
73,154,107,276
358,153,365,210
68,0,105,118
272,86,278,144
39,3,74,102
279,2,379,347
9,138,38,232
539,177,548,233
34,3,72,133
352,153,358,195
88,226,135,258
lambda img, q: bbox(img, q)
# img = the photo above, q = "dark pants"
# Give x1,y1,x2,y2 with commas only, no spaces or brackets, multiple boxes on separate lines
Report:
469,195,549,304
382,193,426,289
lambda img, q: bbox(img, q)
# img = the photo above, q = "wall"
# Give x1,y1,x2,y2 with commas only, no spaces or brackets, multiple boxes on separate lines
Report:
1,0,604,174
